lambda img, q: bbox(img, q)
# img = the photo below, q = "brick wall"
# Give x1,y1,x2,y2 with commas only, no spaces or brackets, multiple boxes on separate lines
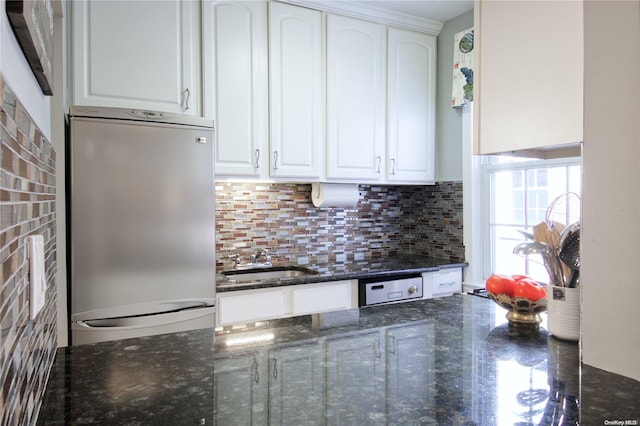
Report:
215,181,464,271
0,77,57,425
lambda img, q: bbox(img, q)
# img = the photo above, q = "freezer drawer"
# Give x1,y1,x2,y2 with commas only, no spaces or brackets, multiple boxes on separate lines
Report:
72,306,215,345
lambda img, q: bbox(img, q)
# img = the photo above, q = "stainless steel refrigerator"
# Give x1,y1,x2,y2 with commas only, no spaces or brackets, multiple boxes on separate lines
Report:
68,106,216,345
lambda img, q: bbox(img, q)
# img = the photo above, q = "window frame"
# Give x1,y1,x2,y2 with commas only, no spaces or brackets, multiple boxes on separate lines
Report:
481,156,582,281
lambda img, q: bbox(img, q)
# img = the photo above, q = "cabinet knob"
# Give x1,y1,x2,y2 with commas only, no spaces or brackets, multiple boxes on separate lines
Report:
408,285,416,294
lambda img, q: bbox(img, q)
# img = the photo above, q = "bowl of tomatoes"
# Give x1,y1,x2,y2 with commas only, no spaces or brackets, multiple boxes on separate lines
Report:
485,274,548,326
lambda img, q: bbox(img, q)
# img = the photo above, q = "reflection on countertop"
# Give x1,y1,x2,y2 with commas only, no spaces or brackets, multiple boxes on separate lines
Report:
37,295,640,425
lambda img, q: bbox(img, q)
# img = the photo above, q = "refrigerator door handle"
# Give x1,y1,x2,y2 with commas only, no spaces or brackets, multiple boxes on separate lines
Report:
155,300,213,312
75,306,215,330
72,299,216,322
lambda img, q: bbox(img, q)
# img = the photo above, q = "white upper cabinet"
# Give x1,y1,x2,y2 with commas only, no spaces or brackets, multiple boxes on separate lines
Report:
326,14,387,181
474,0,583,155
269,2,323,179
71,0,200,115
387,28,436,183
203,1,268,177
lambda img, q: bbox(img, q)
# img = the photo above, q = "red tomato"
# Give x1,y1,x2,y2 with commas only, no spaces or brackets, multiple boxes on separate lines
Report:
513,278,547,301
511,274,530,282
485,274,515,297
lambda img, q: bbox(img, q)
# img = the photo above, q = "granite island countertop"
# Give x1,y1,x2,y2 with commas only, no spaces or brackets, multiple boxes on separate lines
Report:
37,294,640,425
217,255,467,292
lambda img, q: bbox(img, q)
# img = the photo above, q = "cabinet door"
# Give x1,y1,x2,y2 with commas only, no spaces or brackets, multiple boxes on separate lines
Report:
432,267,462,297
214,352,268,425
72,0,199,114
386,322,436,423
326,331,386,424
217,288,289,326
291,281,356,316
268,342,325,425
269,2,323,179
387,28,436,183
326,14,386,181
203,1,268,177
474,0,583,154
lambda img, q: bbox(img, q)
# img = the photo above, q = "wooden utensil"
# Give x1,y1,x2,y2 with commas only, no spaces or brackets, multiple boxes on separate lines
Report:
532,221,566,285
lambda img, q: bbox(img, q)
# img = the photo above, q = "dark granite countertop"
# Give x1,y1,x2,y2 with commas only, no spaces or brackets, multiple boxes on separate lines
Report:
37,294,640,425
217,256,468,292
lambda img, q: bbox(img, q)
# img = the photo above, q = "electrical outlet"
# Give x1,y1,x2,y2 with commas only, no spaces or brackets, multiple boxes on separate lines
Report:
27,235,46,320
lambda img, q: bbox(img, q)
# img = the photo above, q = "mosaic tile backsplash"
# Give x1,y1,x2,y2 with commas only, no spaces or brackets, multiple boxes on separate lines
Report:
0,77,57,425
215,181,464,272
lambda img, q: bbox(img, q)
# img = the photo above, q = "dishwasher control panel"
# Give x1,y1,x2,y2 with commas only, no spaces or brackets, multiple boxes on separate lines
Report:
358,275,423,306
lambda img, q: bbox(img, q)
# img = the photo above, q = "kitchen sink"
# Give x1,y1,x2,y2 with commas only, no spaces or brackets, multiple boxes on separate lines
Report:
222,266,319,283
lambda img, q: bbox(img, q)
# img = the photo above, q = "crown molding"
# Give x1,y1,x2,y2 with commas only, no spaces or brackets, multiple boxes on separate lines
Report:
276,0,444,35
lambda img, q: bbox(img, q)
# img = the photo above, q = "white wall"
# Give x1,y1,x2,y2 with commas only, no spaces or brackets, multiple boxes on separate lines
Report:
435,10,473,182
0,0,52,139
582,0,640,381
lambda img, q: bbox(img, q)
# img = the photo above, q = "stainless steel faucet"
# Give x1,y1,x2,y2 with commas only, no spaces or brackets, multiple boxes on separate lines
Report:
228,254,241,267
232,249,278,269
252,249,269,263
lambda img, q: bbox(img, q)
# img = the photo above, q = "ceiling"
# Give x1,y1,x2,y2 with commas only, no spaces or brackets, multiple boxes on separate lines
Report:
357,0,474,24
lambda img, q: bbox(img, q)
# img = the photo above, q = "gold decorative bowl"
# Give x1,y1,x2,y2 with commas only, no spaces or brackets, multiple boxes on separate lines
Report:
487,291,548,326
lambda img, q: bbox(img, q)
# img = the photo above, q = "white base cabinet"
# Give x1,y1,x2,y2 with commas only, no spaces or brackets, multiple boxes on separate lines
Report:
217,269,461,326
422,267,463,298
216,280,358,326
291,281,356,316
71,0,199,114
217,287,289,325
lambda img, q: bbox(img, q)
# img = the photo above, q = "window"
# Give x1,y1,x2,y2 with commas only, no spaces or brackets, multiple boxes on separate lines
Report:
483,157,581,284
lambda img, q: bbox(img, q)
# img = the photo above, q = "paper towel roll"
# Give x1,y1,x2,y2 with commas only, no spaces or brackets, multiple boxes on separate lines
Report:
311,183,359,208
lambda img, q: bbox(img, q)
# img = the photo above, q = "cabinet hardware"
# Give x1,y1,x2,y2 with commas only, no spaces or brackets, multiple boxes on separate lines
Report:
390,158,396,175
254,149,260,169
253,359,260,384
273,151,279,171
390,336,396,355
272,358,278,379
376,341,382,359
376,156,381,173
184,88,191,111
